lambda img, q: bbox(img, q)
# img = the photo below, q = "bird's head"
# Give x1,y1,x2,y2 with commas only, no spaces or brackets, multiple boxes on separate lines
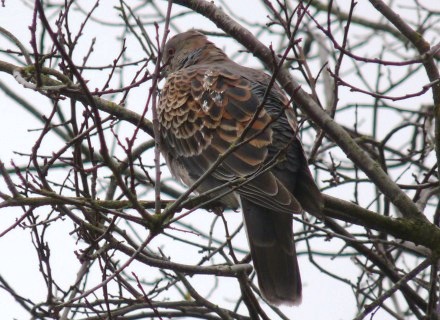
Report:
162,30,227,74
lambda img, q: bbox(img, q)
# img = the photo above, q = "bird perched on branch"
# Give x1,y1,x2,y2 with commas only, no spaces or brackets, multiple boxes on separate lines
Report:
158,30,322,306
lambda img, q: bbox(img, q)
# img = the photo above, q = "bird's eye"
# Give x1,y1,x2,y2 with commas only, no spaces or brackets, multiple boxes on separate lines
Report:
167,48,175,56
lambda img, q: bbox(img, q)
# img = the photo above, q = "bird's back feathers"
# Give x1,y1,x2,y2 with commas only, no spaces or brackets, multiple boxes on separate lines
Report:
159,30,323,306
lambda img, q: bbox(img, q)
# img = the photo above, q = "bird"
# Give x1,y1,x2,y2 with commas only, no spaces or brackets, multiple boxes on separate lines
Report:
158,30,322,306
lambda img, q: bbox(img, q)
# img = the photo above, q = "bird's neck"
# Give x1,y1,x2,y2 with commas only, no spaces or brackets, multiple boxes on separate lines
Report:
196,44,230,65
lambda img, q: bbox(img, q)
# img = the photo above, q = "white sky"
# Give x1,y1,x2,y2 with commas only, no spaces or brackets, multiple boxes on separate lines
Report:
0,1,438,319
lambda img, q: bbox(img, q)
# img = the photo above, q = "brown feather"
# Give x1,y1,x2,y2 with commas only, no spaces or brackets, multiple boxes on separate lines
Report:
158,30,323,306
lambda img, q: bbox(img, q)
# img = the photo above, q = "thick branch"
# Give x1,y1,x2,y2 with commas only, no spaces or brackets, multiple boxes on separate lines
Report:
368,0,440,217
323,195,440,253
3,193,440,254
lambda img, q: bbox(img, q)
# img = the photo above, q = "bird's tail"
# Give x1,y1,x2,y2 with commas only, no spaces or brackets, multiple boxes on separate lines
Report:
241,198,302,306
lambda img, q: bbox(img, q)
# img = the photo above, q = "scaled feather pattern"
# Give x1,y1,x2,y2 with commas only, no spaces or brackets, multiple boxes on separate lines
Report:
158,30,323,306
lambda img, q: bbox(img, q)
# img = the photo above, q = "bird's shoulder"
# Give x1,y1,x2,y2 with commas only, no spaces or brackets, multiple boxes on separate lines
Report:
160,62,293,121
161,63,280,138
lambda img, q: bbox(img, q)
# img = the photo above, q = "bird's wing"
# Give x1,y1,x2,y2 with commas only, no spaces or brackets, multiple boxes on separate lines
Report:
159,65,302,214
